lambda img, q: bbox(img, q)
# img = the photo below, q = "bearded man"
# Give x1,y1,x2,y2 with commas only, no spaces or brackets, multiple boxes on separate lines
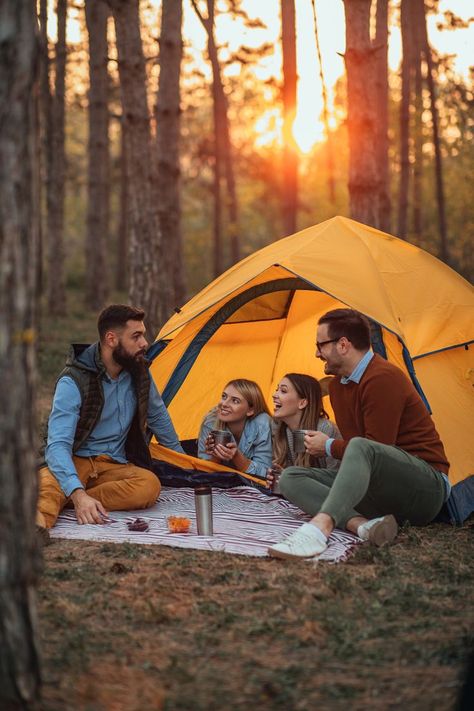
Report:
37,304,184,533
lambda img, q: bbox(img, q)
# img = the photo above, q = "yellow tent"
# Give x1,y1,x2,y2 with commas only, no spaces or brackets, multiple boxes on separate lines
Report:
149,216,474,498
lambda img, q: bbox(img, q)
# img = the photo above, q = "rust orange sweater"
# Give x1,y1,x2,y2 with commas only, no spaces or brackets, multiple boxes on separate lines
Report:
329,354,449,474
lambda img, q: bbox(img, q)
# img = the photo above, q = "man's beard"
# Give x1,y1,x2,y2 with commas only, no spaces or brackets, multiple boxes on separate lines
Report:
112,342,146,375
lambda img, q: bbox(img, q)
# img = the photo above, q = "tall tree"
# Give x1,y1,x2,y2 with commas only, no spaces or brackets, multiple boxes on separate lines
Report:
416,0,448,262
0,1,42,707
115,117,129,290
38,0,52,298
155,0,186,308
397,0,412,238
374,0,391,233
47,0,67,314
107,0,168,334
281,0,298,235
412,13,424,242
343,0,389,229
311,0,335,206
191,0,240,275
85,0,110,309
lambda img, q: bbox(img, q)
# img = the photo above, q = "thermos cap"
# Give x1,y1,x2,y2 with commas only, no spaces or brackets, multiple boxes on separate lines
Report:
194,485,212,495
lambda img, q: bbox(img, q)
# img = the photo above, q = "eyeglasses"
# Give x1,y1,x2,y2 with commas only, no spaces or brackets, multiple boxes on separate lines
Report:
316,338,340,351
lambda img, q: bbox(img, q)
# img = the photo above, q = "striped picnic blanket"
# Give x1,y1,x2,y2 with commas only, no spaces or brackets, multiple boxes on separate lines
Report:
50,486,361,562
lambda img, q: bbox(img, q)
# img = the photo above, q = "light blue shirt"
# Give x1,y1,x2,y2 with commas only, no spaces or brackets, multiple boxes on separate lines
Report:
45,372,184,496
198,411,272,484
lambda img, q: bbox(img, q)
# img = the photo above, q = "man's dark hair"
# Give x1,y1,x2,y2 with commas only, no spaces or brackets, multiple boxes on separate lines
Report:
318,309,371,351
97,304,145,340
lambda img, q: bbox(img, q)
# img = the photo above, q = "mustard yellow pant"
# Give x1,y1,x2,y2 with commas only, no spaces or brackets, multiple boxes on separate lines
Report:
37,455,161,529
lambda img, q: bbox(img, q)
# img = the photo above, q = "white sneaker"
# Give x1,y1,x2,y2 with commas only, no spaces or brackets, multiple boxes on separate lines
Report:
268,523,327,560
358,514,398,547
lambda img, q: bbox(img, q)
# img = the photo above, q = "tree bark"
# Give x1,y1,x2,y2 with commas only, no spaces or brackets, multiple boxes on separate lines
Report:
85,0,110,310
155,0,186,309
47,0,67,314
397,0,412,238
0,1,42,708
38,0,52,301
311,0,335,205
412,28,424,241
374,0,391,233
107,0,167,334
116,117,129,290
416,0,448,262
281,0,298,235
343,0,379,227
191,0,240,275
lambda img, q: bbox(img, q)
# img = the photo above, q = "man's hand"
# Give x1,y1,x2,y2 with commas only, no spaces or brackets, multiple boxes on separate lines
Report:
70,489,108,525
304,430,329,457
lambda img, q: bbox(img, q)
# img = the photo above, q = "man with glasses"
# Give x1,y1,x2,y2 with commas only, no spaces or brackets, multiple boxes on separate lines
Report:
269,308,450,560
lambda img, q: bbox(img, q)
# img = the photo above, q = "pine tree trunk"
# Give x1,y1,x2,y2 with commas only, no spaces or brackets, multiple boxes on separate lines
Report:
0,2,42,708
397,0,412,239
107,0,167,334
311,0,335,205
116,118,129,290
374,0,391,233
416,0,448,262
85,0,110,310
191,0,240,274
412,38,423,241
155,0,186,309
38,0,52,300
281,0,298,235
47,0,67,314
343,0,379,227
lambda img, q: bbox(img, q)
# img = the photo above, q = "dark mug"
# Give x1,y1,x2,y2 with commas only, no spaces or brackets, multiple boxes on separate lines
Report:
210,429,233,446
269,466,282,495
292,429,307,454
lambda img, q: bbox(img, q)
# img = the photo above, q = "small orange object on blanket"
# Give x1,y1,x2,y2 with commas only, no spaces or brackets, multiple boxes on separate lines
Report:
167,516,191,533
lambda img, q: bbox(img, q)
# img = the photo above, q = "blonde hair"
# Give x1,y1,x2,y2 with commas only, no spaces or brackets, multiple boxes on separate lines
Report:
211,378,270,429
273,373,328,468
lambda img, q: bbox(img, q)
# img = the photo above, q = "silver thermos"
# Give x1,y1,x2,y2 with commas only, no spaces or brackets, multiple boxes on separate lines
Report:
194,485,213,535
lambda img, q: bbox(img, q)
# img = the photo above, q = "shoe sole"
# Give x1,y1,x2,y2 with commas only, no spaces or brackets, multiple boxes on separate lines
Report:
368,514,398,547
267,546,322,560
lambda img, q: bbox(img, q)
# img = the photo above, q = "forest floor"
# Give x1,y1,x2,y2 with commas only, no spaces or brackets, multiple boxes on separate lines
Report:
35,295,474,711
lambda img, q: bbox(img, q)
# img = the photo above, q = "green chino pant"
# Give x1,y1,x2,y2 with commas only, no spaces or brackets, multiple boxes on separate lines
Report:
279,437,446,529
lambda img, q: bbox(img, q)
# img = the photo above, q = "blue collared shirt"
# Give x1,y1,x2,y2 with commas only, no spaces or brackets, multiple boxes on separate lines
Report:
45,372,184,496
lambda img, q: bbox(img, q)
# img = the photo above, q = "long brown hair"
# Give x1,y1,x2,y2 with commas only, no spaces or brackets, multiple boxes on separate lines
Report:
212,378,270,430
273,373,328,468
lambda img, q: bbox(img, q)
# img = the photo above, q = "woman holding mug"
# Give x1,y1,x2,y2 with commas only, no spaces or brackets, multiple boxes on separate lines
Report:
198,378,272,488
269,373,340,492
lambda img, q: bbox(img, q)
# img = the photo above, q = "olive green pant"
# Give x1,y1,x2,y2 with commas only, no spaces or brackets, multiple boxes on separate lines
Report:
279,437,446,529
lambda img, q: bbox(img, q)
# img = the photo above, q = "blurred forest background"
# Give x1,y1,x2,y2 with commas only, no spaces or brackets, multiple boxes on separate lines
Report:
37,0,473,336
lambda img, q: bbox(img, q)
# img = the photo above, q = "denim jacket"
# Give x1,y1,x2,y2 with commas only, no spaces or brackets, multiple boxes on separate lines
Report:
198,411,273,483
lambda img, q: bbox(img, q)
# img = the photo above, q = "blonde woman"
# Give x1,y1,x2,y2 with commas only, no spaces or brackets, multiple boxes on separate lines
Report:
269,373,340,491
198,379,272,486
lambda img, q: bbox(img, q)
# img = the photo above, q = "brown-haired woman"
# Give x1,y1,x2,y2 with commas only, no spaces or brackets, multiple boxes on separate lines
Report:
269,373,340,492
